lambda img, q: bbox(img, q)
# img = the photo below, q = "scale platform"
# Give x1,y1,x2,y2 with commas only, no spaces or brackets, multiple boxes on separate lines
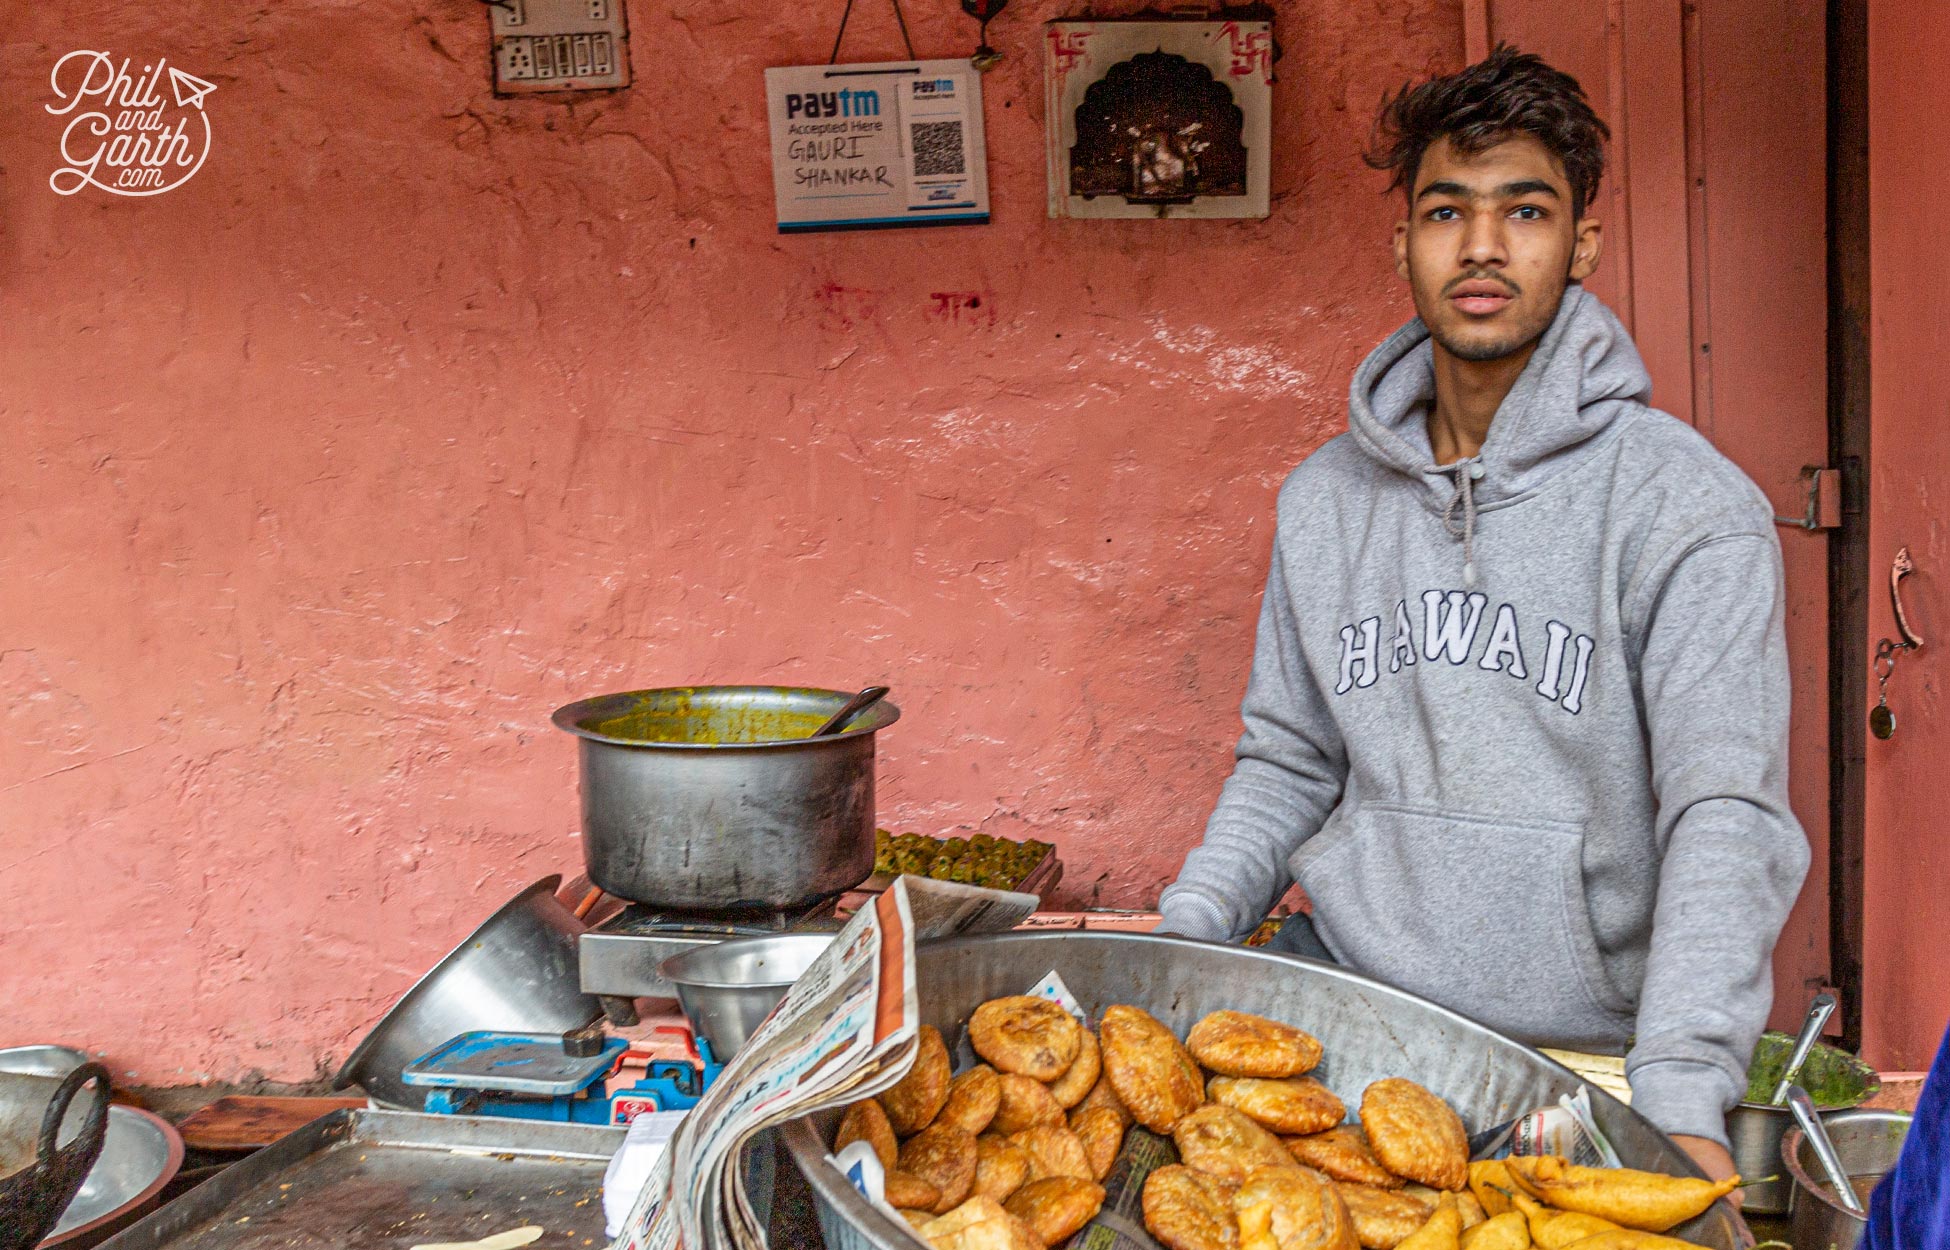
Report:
402,1031,628,1097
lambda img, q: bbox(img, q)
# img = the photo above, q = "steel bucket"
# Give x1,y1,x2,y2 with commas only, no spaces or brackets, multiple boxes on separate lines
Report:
1783,1108,1911,1250
331,877,603,1108
552,686,900,914
779,932,1750,1250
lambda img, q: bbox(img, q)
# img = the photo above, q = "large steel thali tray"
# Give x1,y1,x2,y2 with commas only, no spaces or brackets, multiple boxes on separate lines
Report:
96,1109,623,1249
782,932,1752,1250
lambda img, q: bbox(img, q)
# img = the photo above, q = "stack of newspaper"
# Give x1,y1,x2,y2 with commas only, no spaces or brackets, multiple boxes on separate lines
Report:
610,875,1039,1250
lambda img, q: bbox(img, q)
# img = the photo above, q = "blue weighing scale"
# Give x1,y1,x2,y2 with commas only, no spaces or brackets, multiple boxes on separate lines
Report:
402,1029,723,1125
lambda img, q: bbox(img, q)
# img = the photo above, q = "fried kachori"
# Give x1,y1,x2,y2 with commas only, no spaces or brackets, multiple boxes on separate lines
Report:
881,1025,953,1135
1173,1103,1301,1184
1284,1125,1402,1189
1210,1075,1347,1136
969,996,1082,1081
1143,1164,1242,1250
1101,1004,1205,1133
1360,1079,1468,1192
1189,1010,1324,1079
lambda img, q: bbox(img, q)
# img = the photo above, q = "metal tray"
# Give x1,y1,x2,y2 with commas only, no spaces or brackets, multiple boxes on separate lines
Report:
783,932,1753,1250
97,1109,625,1249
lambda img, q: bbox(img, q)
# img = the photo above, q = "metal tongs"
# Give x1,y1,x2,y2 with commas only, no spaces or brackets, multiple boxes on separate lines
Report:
1770,991,1838,1104
1788,1084,1867,1217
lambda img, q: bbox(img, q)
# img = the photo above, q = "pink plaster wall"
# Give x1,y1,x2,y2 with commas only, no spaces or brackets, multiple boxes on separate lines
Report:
0,1,1462,1083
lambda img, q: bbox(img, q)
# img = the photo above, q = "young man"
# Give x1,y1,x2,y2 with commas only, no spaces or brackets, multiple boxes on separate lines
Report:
1157,49,1810,1180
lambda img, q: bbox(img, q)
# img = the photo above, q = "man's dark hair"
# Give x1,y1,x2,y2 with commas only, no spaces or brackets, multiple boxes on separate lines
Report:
1365,45,1610,219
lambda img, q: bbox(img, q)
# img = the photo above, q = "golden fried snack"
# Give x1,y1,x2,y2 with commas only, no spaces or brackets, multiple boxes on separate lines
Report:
1101,1004,1205,1133
1239,1198,1280,1250
1047,1029,1102,1108
1003,1176,1107,1244
970,996,1083,1080
1188,1010,1324,1078
1500,1156,1740,1233
1395,1196,1463,1250
1211,1076,1347,1137
1285,1126,1402,1189
936,1064,1003,1136
1467,1161,1516,1217
1233,1165,1361,1250
836,1098,898,1169
1525,1203,1622,1250
971,1134,1032,1204
1010,1123,1094,1182
887,1170,944,1212
1455,1194,1486,1230
1457,1212,1526,1250
901,1208,937,1232
899,1124,980,1214
990,1072,1066,1134
882,1026,953,1135
1071,1073,1133,1130
1336,1183,1434,1250
919,1195,1044,1250
1174,1104,1302,1185
1143,1165,1242,1250
1548,1232,1698,1250
1360,1080,1468,1191
1071,1104,1125,1180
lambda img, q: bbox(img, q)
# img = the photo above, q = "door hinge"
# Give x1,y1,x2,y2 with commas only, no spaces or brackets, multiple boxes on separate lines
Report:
1775,466,1843,531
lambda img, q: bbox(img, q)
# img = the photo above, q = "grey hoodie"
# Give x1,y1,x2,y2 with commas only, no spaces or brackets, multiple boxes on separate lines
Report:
1159,286,1810,1148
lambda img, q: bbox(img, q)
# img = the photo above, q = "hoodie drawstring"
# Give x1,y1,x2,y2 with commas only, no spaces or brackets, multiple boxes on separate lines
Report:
1441,460,1485,588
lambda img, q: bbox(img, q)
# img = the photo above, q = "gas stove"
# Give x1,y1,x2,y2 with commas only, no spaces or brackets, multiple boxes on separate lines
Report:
577,896,849,1017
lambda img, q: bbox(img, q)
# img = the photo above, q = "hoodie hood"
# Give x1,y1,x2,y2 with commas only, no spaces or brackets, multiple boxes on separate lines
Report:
1348,284,1654,511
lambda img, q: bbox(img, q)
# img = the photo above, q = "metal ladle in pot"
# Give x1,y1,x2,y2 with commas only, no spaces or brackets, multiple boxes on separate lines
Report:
812,686,891,737
1771,991,1839,1104
1788,1085,1868,1217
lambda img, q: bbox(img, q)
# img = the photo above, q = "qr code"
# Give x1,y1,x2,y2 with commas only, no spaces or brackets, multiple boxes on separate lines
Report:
911,121,966,176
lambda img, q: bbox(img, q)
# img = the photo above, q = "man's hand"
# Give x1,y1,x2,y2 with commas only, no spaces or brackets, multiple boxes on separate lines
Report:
1671,1135,1743,1210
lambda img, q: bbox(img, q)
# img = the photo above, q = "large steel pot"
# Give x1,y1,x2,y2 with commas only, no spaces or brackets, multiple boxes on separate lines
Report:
552,686,900,914
331,877,602,1108
781,933,1750,1250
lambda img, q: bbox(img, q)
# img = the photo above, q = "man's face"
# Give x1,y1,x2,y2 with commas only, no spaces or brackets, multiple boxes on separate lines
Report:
1392,133,1602,363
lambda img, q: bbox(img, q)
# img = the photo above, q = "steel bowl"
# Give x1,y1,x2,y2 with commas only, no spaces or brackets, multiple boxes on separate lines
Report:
553,686,900,914
1784,1107,1911,1250
1728,1031,1881,1214
781,932,1751,1250
331,876,603,1108
658,934,835,1059
41,1106,182,1248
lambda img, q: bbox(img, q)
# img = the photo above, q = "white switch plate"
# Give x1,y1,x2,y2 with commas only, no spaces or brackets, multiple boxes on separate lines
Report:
489,0,629,95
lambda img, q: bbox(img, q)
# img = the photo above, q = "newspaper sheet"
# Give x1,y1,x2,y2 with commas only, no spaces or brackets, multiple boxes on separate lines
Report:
610,876,1037,1250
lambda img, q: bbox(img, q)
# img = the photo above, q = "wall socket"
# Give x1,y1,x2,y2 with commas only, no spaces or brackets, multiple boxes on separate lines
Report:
489,0,629,95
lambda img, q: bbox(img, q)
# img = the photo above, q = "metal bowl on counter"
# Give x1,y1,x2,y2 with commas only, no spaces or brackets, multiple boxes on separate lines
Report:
1726,1030,1880,1215
658,934,835,1060
552,686,900,915
780,932,1750,1250
331,876,603,1109
1783,1108,1911,1250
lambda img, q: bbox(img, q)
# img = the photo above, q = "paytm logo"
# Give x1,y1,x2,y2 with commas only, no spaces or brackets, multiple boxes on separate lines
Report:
785,88,880,119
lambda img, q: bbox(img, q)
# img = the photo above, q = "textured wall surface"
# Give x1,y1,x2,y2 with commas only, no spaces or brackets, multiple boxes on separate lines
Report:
1865,0,1950,1070
0,0,1461,1083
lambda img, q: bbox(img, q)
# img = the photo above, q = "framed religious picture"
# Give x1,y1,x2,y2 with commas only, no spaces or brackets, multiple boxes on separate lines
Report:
1044,17,1273,219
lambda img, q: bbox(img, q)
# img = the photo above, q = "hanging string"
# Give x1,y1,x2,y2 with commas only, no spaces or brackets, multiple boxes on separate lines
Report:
829,0,918,64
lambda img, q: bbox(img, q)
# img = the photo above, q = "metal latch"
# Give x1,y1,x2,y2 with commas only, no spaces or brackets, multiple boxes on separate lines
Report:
1775,466,1843,531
